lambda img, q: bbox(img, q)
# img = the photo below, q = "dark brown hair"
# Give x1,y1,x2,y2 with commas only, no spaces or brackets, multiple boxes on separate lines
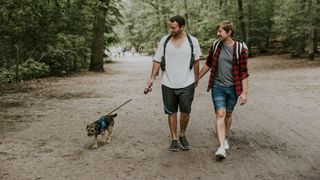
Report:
170,15,186,27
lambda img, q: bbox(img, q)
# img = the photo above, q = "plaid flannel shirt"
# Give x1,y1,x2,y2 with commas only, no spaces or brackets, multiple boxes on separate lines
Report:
205,40,249,96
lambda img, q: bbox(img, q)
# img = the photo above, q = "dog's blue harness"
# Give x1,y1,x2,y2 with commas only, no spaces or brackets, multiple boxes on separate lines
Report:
97,116,110,134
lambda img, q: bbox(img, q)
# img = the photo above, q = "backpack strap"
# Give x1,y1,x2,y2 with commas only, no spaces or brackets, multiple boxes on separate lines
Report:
212,40,221,57
235,41,248,63
186,34,195,70
160,34,195,71
163,34,172,56
160,34,172,71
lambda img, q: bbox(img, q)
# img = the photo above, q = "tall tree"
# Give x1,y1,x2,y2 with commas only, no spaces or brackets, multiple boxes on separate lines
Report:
184,0,189,31
237,0,246,42
246,0,252,57
307,0,315,60
89,0,110,72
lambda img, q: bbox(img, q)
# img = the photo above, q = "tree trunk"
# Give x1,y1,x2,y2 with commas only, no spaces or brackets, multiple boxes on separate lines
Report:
246,0,252,57
223,0,228,17
296,0,307,57
237,0,246,42
184,0,189,32
89,0,110,72
314,0,320,54
307,0,315,60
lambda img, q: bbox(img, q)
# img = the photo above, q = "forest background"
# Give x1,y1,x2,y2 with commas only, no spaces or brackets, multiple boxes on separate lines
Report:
1,0,319,83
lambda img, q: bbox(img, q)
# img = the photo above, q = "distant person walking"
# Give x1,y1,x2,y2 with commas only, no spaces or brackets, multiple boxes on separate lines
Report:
131,46,136,56
199,20,249,159
144,15,201,152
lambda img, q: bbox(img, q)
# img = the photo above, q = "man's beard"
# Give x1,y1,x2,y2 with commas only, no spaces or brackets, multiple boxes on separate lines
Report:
218,36,227,41
171,30,182,37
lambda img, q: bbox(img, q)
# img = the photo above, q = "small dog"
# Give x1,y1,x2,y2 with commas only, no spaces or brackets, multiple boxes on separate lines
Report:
86,113,117,148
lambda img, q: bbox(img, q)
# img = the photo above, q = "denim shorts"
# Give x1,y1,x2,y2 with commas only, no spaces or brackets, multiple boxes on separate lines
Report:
211,84,238,112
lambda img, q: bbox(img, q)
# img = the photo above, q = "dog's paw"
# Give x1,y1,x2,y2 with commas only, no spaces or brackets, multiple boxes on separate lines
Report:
101,139,107,144
91,144,98,149
106,139,111,144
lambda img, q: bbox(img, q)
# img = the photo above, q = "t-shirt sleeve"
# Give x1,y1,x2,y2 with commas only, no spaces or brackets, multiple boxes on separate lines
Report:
153,36,167,62
193,38,202,60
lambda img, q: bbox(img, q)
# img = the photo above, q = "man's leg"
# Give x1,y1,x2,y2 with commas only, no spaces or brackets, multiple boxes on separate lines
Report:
225,112,233,137
214,109,227,158
179,112,191,150
179,112,190,137
216,109,226,147
168,113,178,140
168,113,180,151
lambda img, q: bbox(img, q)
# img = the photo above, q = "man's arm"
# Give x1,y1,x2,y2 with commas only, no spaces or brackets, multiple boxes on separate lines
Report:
199,63,210,80
239,48,249,105
145,60,161,93
193,60,200,87
239,77,248,105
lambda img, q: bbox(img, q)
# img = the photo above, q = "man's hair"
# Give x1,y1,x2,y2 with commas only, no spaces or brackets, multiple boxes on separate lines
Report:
169,15,186,27
216,20,235,36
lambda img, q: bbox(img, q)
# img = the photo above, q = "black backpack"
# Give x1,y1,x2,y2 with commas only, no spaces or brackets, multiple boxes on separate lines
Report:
160,34,195,71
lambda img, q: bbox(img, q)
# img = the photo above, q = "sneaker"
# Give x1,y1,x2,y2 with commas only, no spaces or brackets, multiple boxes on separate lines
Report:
224,139,229,150
179,136,190,150
170,140,180,152
215,147,226,159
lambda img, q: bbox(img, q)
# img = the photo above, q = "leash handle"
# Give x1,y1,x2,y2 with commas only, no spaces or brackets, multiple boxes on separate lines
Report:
107,99,132,115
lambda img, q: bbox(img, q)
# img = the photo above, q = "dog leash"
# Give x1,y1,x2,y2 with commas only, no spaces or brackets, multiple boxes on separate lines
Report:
107,99,132,115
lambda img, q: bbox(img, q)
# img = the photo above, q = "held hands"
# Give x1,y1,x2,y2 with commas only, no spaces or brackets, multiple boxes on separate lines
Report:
144,79,154,94
239,92,248,105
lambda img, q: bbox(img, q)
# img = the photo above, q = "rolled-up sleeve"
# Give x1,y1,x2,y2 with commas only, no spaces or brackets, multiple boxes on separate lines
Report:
239,48,249,80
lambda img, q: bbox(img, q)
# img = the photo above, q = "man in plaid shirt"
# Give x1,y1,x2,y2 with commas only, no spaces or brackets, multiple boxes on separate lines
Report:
199,20,249,159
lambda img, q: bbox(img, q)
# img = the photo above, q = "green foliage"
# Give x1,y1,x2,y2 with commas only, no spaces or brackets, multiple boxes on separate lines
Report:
1,0,123,82
0,58,49,83
0,68,15,84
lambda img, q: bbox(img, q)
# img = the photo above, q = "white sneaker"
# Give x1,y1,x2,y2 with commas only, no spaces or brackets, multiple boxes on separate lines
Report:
215,147,226,159
224,139,229,150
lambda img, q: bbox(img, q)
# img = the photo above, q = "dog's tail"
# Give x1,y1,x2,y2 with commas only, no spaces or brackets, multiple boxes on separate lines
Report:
109,113,117,118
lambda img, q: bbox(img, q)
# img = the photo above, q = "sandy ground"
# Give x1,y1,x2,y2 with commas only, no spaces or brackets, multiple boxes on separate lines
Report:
0,54,320,180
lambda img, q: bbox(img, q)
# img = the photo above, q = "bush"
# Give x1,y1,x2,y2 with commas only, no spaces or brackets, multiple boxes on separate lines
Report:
0,58,49,83
0,68,15,83
40,50,73,76
19,58,50,79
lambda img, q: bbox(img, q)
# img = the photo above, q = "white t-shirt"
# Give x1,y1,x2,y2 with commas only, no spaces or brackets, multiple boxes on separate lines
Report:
154,34,202,89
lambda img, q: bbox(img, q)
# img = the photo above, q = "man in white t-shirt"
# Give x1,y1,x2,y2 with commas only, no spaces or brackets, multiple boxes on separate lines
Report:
144,15,202,152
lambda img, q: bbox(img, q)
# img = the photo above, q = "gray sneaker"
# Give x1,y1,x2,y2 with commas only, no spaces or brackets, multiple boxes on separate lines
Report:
170,140,180,152
179,136,190,150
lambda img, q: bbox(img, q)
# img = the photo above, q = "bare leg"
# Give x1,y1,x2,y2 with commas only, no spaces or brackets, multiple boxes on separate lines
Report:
225,112,233,138
216,109,226,147
179,112,190,137
168,113,178,140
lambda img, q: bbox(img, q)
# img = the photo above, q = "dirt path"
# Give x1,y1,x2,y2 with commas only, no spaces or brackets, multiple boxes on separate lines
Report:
1,55,320,180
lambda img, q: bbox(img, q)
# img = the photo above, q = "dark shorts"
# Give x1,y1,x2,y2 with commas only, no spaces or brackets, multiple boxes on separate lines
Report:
211,84,238,112
162,84,195,114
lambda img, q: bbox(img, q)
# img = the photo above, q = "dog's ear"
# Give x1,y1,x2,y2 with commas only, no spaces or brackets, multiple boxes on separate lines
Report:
86,125,89,129
112,113,117,118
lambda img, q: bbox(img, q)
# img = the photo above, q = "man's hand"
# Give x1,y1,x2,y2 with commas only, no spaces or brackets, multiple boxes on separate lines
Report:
194,79,199,88
144,79,154,94
239,92,247,105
